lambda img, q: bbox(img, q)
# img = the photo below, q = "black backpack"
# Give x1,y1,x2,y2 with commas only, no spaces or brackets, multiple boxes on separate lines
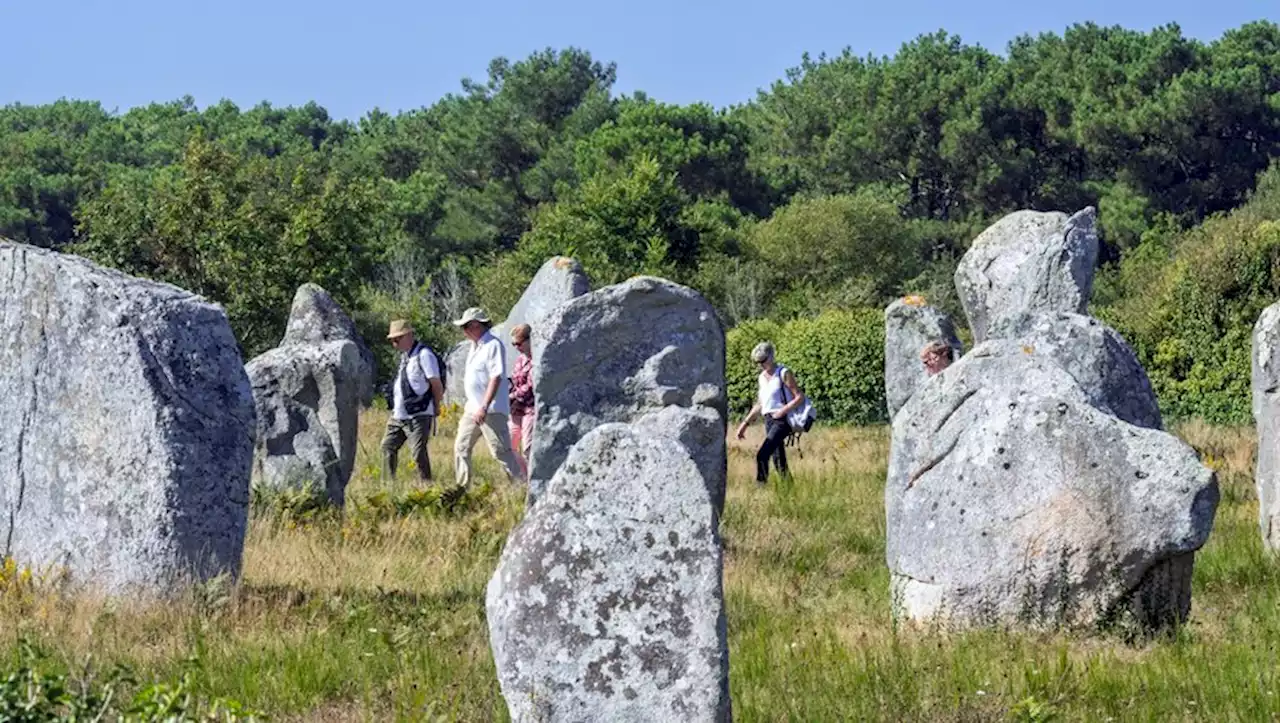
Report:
401,342,445,415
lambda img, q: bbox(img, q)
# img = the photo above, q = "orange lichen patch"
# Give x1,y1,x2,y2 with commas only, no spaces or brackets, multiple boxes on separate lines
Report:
901,294,927,307
553,256,575,268
1022,344,1035,355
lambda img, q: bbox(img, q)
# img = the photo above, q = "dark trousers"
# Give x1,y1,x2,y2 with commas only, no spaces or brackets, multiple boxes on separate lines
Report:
756,417,791,483
382,415,432,481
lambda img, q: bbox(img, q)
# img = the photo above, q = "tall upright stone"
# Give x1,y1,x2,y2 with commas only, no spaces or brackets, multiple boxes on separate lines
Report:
884,295,964,418
493,256,590,370
955,207,1099,343
1253,301,1280,551
281,283,375,407
246,340,362,505
0,241,254,593
526,276,727,512
886,340,1218,631
487,423,731,723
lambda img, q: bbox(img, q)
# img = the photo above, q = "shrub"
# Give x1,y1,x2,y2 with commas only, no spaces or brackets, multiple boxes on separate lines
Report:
777,308,886,425
1099,164,1280,423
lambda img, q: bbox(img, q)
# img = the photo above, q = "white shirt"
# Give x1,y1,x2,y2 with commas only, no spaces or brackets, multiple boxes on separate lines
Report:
758,365,788,414
392,343,440,421
464,331,511,415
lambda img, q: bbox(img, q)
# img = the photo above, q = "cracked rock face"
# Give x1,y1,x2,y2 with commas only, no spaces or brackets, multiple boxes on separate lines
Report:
525,276,727,514
281,283,375,407
884,296,964,419
486,423,731,723
955,207,1098,343
246,340,361,506
885,341,1218,630
1253,302,1280,551
0,241,254,594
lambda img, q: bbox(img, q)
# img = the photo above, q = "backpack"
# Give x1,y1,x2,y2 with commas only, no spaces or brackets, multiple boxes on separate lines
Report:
401,342,445,416
776,364,816,436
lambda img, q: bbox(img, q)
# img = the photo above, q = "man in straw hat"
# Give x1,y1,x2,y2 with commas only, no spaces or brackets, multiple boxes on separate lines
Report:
382,319,444,483
452,307,523,487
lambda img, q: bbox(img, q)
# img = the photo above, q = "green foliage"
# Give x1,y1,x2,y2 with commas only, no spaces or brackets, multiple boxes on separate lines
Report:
1099,164,1280,423
727,309,885,424
746,193,925,316
75,133,390,357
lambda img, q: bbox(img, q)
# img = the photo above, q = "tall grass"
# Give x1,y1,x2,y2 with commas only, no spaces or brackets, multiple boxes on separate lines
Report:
1,415,1276,721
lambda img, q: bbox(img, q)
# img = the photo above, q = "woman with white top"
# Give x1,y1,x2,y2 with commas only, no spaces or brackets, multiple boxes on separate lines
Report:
735,341,806,485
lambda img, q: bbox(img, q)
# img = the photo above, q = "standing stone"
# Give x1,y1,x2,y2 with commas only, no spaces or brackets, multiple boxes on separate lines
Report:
955,207,1099,343
443,340,470,410
487,423,731,723
246,340,361,505
526,277,727,512
444,257,590,408
1253,301,1280,551
0,241,254,594
1010,313,1161,430
886,341,1218,630
493,256,590,371
884,295,964,418
280,283,375,407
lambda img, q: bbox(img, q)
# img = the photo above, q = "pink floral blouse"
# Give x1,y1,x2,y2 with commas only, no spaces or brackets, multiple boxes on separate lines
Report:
510,353,534,416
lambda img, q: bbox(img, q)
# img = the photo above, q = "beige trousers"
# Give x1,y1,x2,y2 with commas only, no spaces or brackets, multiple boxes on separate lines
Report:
454,411,524,487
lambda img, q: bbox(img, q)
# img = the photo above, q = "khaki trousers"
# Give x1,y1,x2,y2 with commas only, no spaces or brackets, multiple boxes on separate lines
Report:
454,411,523,487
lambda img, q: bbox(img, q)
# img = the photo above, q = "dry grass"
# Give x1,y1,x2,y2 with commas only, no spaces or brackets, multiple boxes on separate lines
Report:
3,413,1280,721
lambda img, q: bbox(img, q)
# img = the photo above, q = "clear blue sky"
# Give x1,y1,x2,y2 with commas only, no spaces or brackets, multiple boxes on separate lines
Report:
3,0,1276,121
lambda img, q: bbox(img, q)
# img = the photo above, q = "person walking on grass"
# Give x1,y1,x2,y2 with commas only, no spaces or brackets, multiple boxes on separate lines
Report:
735,341,806,485
453,307,524,488
508,323,535,480
382,320,444,483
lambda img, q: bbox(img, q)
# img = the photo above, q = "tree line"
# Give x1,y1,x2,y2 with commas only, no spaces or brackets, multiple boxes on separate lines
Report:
3,21,1280,422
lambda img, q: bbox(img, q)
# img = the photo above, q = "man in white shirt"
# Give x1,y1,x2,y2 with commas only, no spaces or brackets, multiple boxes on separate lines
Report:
382,319,444,483
452,307,523,488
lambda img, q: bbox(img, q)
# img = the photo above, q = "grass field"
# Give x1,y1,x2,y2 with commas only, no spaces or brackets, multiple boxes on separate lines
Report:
2,411,1278,721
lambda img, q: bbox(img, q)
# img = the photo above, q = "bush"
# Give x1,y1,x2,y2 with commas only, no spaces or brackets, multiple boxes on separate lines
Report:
726,308,885,425
1099,165,1280,423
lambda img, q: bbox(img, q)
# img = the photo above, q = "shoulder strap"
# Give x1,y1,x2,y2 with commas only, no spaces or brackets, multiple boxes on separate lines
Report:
776,365,791,405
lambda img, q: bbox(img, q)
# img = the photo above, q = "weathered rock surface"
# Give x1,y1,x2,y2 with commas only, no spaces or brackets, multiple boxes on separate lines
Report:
885,342,1218,630
443,340,470,409
281,284,375,406
1008,313,1161,430
526,276,727,512
884,295,964,418
494,256,590,370
0,240,254,593
1253,302,1280,551
246,341,361,505
486,423,731,723
955,207,1099,343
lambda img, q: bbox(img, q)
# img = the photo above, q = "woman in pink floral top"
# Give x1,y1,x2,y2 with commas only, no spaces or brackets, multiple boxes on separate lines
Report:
508,324,535,479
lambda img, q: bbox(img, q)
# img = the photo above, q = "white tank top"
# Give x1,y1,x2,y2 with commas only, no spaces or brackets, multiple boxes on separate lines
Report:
758,366,788,414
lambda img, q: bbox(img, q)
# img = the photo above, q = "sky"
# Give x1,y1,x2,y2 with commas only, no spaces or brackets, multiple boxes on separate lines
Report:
2,0,1277,121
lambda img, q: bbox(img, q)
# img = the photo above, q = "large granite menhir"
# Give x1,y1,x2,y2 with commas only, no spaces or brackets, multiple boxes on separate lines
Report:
1253,301,1280,551
955,207,1098,343
526,276,727,513
282,283,375,407
487,423,731,723
0,240,254,593
886,340,1218,630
